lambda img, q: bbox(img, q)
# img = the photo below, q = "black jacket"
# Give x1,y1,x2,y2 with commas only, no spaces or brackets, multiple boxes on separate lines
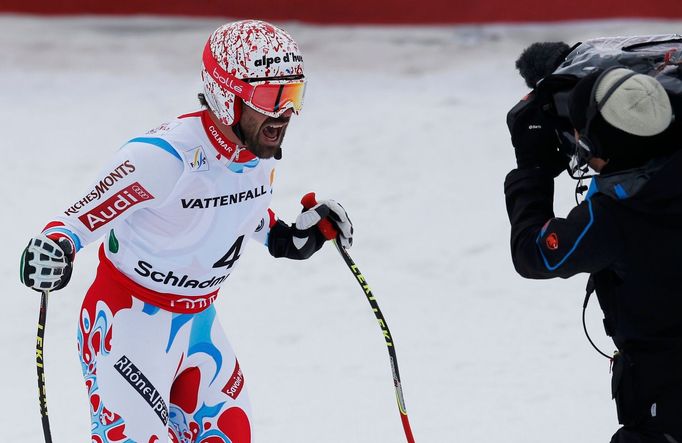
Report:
505,150,682,426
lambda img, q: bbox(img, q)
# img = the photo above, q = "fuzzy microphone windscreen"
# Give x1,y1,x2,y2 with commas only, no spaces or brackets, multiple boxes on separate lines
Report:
515,42,571,88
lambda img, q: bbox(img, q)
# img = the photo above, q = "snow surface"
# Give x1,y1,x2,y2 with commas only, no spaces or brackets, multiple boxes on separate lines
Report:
2,15,681,442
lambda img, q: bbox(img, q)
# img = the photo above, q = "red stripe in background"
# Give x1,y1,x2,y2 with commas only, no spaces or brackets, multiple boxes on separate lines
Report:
1,0,681,24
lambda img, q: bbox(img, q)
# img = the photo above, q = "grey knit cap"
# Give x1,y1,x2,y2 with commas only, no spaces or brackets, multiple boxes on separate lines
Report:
596,68,673,136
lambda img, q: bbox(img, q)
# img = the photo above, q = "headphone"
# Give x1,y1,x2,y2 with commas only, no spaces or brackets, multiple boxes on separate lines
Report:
574,66,638,162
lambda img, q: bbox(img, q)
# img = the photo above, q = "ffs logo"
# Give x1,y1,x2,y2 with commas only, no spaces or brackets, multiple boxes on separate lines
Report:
186,146,209,172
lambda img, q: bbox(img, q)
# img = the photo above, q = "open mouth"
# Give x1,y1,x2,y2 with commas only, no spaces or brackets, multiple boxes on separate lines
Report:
261,121,287,145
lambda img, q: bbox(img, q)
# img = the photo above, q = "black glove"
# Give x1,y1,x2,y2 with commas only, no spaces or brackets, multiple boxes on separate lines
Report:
268,219,327,260
507,92,568,177
20,235,74,292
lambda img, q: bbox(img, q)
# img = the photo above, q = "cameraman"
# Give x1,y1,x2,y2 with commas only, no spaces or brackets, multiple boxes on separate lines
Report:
505,57,682,442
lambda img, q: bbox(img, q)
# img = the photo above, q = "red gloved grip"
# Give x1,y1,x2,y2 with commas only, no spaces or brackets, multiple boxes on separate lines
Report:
301,192,338,241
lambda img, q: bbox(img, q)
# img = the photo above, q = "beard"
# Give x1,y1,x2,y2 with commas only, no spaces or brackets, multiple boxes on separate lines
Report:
238,114,290,159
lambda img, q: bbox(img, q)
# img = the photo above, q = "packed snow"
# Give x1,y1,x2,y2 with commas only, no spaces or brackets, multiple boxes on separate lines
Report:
2,15,681,442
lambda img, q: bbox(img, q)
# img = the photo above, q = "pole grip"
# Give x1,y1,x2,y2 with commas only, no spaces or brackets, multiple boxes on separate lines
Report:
301,192,338,241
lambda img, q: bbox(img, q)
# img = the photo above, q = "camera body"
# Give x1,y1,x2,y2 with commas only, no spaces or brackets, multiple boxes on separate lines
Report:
524,34,682,171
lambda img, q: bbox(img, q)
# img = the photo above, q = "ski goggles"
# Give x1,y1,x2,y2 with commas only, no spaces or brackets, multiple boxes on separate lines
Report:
203,41,305,118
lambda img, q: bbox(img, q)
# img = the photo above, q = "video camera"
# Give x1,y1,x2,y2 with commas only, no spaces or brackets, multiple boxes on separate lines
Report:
519,34,682,176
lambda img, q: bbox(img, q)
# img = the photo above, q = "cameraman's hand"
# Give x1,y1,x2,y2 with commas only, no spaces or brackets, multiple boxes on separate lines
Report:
507,92,568,177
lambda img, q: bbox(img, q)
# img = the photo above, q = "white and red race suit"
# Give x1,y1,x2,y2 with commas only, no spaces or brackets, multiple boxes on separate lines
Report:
46,110,279,443
46,109,276,302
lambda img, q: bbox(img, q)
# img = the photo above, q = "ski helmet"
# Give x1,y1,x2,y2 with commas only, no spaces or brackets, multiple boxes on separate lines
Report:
201,20,306,126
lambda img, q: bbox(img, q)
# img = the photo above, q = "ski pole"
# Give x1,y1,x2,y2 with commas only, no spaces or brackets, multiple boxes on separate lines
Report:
36,290,53,443
301,193,416,443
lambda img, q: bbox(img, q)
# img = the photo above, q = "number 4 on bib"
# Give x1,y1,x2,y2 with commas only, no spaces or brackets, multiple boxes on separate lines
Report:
212,235,244,269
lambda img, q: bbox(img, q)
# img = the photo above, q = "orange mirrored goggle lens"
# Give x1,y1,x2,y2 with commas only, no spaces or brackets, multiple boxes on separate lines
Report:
248,81,306,115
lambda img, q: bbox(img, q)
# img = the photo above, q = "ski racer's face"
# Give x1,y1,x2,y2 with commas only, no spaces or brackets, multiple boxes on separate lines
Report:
240,105,293,159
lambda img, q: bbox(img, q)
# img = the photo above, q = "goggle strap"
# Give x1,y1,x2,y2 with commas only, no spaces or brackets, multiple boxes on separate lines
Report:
202,40,255,101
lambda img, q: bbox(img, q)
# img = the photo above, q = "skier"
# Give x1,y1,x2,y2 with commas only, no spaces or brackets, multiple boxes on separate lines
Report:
19,20,353,443
505,45,682,442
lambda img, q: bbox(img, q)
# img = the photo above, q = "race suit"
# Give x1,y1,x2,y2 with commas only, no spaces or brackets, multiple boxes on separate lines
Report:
43,109,278,443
